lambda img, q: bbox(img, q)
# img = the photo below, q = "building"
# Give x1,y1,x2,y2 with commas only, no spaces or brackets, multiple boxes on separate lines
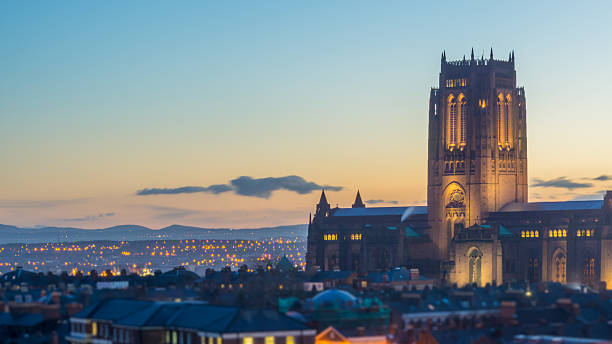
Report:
306,49,612,287
66,299,315,344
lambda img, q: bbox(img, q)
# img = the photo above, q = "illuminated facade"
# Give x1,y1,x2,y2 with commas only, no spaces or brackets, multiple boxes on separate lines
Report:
306,49,612,288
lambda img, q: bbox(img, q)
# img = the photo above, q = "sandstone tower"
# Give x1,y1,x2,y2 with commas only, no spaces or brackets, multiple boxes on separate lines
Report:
427,49,528,261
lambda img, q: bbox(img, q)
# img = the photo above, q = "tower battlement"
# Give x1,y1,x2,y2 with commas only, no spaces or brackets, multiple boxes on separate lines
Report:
441,49,515,76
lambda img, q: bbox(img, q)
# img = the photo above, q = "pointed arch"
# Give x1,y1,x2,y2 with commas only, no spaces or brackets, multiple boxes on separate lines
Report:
447,94,457,149
442,182,466,239
505,94,512,147
468,247,482,285
497,93,505,147
583,249,596,285
552,248,567,283
458,94,467,146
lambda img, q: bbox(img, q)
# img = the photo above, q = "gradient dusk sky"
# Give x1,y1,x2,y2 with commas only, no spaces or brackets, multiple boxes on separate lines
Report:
1,1,611,229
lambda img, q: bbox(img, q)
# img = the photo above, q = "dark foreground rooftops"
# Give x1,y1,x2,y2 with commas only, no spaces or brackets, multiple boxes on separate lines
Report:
73,299,312,334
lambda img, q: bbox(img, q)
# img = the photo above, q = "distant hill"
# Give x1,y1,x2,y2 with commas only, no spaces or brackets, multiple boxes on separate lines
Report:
0,223,308,244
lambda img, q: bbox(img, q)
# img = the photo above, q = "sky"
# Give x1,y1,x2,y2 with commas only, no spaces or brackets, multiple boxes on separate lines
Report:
1,1,611,229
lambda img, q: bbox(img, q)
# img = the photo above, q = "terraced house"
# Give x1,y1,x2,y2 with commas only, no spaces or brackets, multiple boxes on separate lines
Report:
66,299,315,344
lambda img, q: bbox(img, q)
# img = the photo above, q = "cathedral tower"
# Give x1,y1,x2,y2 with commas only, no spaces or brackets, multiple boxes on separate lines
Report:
427,49,528,261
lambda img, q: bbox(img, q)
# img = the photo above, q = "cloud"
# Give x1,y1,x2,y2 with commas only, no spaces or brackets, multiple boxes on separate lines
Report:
63,212,115,222
137,184,232,196
531,177,592,190
137,175,342,199
593,175,612,181
0,198,88,209
230,176,342,198
365,199,399,205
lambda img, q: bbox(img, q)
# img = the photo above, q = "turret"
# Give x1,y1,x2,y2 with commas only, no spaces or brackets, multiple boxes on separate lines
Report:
316,190,331,217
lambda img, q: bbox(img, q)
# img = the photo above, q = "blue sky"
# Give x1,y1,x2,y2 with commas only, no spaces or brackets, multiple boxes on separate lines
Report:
1,1,611,228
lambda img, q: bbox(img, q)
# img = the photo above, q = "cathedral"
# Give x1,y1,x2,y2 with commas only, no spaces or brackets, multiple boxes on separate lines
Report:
306,49,612,287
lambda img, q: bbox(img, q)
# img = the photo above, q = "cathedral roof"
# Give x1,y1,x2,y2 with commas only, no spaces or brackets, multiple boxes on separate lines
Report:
497,200,603,212
331,206,427,217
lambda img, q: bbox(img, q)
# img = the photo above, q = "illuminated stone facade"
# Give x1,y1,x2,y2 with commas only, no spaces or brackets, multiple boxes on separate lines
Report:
427,49,528,262
306,50,612,288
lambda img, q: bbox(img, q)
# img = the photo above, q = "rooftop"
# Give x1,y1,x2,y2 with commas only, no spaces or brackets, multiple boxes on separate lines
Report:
331,206,427,217
497,200,603,212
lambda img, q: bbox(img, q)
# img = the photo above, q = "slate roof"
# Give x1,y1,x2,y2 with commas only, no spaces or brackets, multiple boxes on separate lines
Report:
497,200,603,212
0,313,45,327
74,299,155,321
331,206,427,217
73,299,311,333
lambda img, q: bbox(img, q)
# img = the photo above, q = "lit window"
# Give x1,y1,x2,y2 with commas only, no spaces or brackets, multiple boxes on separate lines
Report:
535,231,539,238
209,337,214,344
92,322,97,336
449,96,457,148
459,95,467,145
286,336,295,344
265,337,275,344
217,337,222,344
521,231,525,238
173,331,178,344
562,229,567,237
243,337,254,344
577,230,582,237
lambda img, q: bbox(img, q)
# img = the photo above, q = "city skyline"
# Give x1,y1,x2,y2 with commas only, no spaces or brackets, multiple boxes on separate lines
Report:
2,1,611,229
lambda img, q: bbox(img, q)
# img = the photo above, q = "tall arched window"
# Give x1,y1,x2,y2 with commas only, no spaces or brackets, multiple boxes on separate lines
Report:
448,95,457,148
468,248,482,286
553,251,566,284
497,93,505,147
505,94,512,147
583,252,596,285
459,94,467,146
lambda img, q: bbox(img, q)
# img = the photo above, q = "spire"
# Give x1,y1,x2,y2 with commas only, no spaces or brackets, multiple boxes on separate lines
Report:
512,50,515,62
441,50,446,61
471,48,475,61
352,190,365,208
509,51,512,61
316,189,330,217
318,189,329,206
490,47,494,60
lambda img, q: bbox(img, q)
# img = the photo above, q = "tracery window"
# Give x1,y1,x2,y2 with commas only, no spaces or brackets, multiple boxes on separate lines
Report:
468,249,482,285
504,95,511,146
448,95,457,148
553,251,567,283
497,93,504,147
583,253,596,285
459,94,467,146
